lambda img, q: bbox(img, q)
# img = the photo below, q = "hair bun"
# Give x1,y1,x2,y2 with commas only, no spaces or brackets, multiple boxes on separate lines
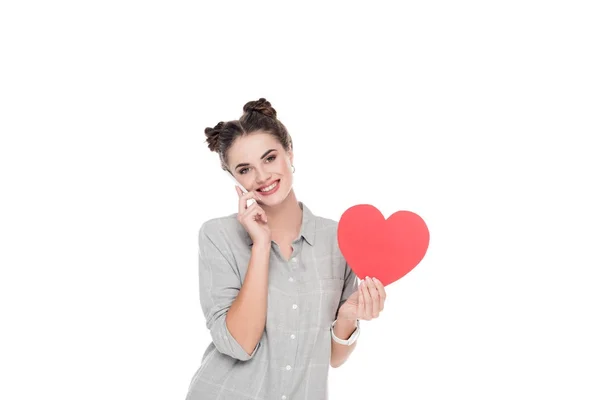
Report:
243,98,277,119
204,121,224,152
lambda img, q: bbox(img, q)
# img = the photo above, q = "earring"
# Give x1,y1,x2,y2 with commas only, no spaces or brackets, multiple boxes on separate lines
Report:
292,165,295,173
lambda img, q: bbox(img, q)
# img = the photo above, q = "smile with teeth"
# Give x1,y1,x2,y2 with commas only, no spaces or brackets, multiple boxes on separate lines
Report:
258,180,280,193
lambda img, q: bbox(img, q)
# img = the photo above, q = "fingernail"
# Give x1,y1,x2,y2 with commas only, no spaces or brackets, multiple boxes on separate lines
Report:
365,276,370,280
373,277,380,283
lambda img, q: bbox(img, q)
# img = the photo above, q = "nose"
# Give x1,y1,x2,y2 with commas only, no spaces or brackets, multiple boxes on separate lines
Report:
255,167,272,185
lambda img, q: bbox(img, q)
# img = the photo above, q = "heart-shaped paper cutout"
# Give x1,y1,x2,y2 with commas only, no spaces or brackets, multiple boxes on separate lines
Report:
337,204,430,286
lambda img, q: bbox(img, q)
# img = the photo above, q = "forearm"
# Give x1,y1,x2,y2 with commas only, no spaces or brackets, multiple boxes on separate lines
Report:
225,241,271,355
330,318,358,368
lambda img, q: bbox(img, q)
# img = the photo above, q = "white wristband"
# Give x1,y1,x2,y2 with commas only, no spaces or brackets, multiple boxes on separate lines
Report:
331,318,360,345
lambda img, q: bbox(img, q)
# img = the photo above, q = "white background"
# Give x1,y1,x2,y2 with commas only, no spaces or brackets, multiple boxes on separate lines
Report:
1,1,599,399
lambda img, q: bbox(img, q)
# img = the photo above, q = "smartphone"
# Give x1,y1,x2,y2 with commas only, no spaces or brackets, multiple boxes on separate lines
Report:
227,172,256,208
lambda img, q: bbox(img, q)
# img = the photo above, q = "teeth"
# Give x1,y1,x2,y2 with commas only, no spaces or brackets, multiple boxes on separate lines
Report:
259,181,278,192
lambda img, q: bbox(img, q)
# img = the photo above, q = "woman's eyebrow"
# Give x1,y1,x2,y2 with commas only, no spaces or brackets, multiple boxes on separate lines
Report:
235,149,277,170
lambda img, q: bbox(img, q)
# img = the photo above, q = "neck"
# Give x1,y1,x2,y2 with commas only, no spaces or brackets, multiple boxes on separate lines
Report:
262,189,302,239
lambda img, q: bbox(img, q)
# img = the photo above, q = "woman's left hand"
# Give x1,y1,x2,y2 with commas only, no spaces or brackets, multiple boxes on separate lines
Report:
338,276,386,321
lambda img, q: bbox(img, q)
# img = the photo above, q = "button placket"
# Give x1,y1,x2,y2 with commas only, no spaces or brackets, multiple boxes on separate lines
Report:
281,249,300,396
284,262,300,394
288,256,297,282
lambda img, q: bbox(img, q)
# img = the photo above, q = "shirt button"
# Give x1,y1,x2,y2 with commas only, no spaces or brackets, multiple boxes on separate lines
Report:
292,304,298,310
286,365,292,371
290,334,296,339
288,277,294,282
282,396,287,400
291,257,297,263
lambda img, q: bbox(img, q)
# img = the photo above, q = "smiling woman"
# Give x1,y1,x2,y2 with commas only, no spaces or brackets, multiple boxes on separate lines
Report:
185,98,364,400
204,98,298,218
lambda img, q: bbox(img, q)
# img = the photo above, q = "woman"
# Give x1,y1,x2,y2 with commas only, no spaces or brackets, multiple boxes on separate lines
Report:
186,98,386,400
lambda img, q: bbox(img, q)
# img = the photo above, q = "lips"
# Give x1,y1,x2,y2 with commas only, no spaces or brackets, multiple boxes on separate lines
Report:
257,180,278,190
257,179,280,195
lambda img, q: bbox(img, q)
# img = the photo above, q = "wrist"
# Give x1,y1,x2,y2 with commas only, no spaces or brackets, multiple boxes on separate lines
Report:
332,318,358,340
252,240,271,250
337,310,357,323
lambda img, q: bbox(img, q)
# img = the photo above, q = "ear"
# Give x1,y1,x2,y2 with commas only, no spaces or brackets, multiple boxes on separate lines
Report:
287,149,294,166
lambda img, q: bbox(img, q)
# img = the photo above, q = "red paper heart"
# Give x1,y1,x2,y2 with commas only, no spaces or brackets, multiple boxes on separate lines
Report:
337,204,430,286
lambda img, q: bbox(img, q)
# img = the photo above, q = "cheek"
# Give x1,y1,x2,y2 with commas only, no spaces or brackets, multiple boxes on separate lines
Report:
274,159,291,173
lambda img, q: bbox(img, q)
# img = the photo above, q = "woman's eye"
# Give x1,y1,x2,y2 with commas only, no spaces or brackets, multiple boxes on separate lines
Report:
239,156,275,175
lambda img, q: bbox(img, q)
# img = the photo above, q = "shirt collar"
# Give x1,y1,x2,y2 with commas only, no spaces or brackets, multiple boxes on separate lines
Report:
245,201,316,247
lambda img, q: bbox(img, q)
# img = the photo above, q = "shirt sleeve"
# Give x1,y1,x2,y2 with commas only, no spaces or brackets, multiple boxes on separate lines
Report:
197,221,260,361
335,261,359,319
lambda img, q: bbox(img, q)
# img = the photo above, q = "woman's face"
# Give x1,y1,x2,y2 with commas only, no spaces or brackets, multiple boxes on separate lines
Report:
227,131,294,206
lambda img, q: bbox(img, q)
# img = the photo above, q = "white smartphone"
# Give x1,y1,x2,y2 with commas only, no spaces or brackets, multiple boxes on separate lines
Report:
227,172,256,208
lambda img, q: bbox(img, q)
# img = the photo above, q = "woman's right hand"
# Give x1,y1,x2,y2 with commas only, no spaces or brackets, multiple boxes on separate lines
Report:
235,186,272,246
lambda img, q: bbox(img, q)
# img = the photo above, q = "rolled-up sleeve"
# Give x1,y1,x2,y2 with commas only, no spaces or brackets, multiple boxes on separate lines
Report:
197,222,260,361
335,261,359,319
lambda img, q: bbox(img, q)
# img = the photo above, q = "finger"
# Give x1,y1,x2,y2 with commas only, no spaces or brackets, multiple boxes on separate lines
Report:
242,202,260,218
365,277,380,318
239,201,256,217
239,202,259,223
361,283,372,320
235,185,242,197
358,282,365,320
256,205,268,223
372,277,386,312
244,203,268,224
238,190,262,212
238,189,250,212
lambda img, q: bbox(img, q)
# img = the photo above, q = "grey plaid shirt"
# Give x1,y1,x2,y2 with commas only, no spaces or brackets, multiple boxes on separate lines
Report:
186,201,359,400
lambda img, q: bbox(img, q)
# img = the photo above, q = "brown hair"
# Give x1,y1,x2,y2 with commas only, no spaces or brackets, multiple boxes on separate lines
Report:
204,98,293,174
